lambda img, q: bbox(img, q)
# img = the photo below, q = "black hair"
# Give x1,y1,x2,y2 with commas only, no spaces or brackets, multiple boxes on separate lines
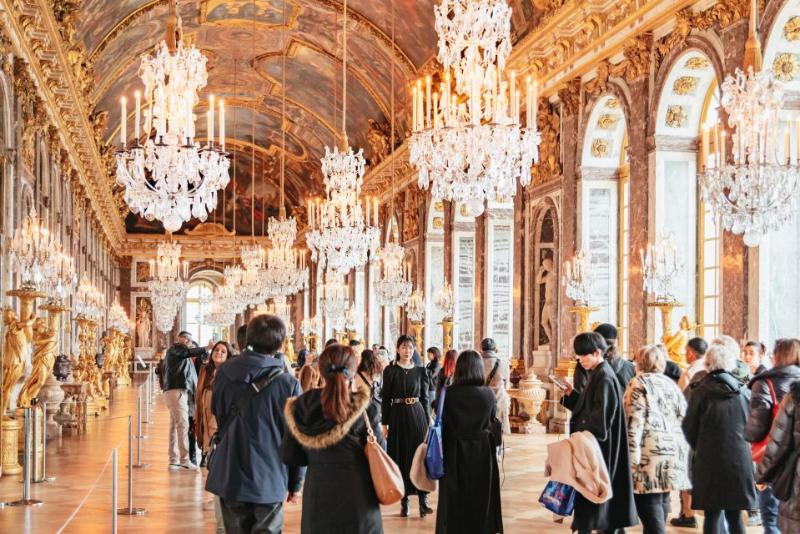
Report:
245,314,286,355
395,335,415,359
178,331,191,338
426,346,441,362
452,350,485,386
745,340,766,354
480,338,497,352
573,332,608,357
687,337,708,356
348,339,360,347
325,338,338,348
237,325,248,352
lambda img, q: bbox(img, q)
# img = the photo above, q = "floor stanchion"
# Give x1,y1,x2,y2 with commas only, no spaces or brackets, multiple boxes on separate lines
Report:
133,388,150,468
33,402,55,483
8,407,42,506
119,416,146,516
111,448,118,534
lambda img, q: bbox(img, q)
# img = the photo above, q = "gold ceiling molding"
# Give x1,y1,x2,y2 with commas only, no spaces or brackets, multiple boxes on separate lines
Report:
785,16,800,41
773,53,799,82
184,222,235,237
120,234,271,260
531,105,561,186
605,98,620,108
0,0,124,247
673,76,699,95
199,0,303,30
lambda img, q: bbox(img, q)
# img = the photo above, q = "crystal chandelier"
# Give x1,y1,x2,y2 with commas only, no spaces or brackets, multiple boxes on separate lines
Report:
5,208,59,289
221,265,247,315
301,316,319,338
434,280,455,320
239,243,266,308
699,0,800,247
434,0,512,94
41,249,77,305
406,289,426,323
375,242,412,307
345,304,357,332
409,0,540,204
264,217,308,297
75,275,105,321
562,249,595,307
321,270,349,330
306,0,380,274
109,299,130,333
641,233,684,304
115,0,229,232
147,241,189,333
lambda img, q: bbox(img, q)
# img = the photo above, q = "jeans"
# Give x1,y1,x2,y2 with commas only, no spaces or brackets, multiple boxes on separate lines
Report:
757,485,780,534
220,499,284,534
164,389,189,465
634,492,670,534
703,510,745,534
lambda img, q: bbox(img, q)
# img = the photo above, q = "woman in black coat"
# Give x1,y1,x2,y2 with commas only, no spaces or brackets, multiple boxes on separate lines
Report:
682,344,756,534
382,335,432,517
562,332,638,533
282,344,383,534
435,350,502,534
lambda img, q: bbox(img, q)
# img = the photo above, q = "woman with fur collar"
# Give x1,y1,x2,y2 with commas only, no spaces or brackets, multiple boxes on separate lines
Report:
281,344,384,534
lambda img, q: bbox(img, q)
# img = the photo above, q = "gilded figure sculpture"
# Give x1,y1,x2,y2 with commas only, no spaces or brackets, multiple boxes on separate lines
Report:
2,308,35,416
17,315,59,408
662,316,696,368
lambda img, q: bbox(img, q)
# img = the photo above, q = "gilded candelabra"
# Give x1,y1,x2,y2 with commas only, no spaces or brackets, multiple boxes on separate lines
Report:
558,250,599,378
74,315,106,415
17,301,68,409
649,302,695,369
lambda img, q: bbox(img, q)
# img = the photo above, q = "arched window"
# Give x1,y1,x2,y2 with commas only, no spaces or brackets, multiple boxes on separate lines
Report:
185,282,215,345
654,50,720,340
758,1,800,347
425,201,445,349
484,200,514,357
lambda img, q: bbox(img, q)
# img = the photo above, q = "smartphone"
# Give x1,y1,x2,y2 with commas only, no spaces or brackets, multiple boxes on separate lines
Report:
549,374,569,391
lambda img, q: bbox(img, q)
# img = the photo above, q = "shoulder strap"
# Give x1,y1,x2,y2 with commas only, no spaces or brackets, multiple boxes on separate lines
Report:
486,360,500,386
217,367,284,439
434,385,447,425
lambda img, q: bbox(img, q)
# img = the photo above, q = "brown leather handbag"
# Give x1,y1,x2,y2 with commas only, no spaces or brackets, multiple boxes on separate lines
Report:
362,413,405,505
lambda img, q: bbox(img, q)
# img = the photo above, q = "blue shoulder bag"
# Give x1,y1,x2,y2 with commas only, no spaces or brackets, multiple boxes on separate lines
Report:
424,385,447,479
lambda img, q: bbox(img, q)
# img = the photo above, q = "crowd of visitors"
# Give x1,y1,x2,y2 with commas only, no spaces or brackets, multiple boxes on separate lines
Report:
155,314,800,534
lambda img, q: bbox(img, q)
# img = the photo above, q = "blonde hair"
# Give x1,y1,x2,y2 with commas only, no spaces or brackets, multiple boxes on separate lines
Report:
634,344,667,373
705,343,737,372
773,338,800,367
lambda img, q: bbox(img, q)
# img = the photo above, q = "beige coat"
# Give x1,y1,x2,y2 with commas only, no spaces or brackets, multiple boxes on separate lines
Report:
482,352,511,434
546,431,612,504
194,366,217,450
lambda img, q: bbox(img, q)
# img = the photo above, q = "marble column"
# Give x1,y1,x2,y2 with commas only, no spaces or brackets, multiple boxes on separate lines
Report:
512,186,526,359
474,212,487,346
626,76,653,352
558,111,580,358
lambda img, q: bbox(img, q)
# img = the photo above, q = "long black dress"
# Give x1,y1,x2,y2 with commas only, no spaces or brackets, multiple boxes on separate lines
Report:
381,363,430,497
562,360,638,532
435,385,502,534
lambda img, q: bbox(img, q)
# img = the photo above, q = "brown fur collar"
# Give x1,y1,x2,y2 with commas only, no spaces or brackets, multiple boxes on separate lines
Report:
283,386,371,450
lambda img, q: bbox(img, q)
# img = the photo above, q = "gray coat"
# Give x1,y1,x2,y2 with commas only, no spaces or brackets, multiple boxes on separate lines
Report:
756,382,800,534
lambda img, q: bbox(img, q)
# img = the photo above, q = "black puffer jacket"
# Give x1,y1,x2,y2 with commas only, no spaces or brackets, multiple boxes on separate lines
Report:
756,382,800,534
745,365,800,443
573,356,635,394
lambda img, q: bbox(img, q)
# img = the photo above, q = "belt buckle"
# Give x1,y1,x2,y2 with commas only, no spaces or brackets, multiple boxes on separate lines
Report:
405,398,415,405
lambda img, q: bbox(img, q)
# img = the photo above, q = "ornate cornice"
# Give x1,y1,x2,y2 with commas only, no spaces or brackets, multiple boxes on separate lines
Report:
0,0,125,247
120,234,270,260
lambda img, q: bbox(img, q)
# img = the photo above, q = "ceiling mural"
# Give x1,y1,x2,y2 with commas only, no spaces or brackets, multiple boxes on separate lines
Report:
78,0,544,235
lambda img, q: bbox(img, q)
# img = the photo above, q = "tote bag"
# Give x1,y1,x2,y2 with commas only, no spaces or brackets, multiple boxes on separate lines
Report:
363,413,404,505
425,385,447,480
538,480,577,516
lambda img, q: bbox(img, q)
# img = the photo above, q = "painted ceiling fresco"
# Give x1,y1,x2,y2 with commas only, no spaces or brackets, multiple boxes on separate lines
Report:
82,0,541,235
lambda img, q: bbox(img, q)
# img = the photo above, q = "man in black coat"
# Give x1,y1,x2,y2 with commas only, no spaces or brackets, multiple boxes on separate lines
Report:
163,331,207,470
573,324,635,394
206,314,305,534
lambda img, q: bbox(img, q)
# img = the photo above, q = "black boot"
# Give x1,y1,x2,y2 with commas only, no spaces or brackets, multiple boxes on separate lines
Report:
419,493,433,517
400,497,409,517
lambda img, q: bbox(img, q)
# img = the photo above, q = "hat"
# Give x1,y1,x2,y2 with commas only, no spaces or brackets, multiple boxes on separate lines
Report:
593,323,618,341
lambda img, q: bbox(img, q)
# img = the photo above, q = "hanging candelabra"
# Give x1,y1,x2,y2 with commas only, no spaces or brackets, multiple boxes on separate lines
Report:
699,0,800,247
434,280,455,351
409,0,540,204
306,0,380,274
148,241,189,333
115,0,229,232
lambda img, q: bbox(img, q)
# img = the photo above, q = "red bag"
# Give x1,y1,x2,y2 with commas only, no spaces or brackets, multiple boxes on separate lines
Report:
751,378,779,463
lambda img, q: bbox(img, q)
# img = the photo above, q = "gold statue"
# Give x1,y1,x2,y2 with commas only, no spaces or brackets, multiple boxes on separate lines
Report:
662,315,696,369
2,308,35,416
17,315,59,408
102,332,116,374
